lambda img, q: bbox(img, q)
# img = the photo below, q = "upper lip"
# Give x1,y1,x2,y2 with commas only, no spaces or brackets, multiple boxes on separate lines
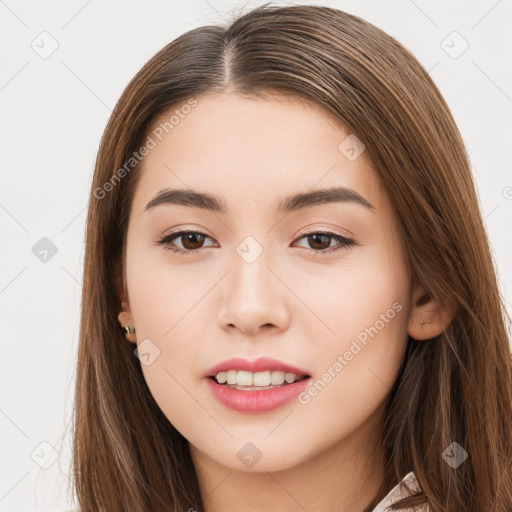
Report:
204,357,311,378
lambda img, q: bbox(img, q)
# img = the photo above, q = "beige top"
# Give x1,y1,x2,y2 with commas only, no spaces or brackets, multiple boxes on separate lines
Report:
372,471,429,511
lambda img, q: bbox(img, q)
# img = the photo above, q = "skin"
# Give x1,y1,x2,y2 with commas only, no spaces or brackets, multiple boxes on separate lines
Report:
117,92,454,511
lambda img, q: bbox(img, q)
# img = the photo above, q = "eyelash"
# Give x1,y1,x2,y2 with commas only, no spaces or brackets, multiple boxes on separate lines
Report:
154,230,355,256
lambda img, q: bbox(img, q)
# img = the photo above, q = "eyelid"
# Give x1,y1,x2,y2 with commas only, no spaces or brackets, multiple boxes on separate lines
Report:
295,224,354,239
160,224,213,237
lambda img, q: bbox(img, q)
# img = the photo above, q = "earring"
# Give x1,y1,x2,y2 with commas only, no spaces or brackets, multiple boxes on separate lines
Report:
117,305,136,342
420,319,432,326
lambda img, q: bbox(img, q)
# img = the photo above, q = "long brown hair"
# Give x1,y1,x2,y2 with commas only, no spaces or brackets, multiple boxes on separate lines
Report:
71,3,512,510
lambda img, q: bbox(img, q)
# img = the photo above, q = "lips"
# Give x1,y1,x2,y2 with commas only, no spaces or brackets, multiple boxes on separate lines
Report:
204,376,311,413
204,357,311,378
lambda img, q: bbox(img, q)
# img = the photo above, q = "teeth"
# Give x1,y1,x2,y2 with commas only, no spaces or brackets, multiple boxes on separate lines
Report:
271,371,285,385
214,370,305,387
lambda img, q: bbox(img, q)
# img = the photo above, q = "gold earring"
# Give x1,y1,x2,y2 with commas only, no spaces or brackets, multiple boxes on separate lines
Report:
420,319,432,326
117,309,136,342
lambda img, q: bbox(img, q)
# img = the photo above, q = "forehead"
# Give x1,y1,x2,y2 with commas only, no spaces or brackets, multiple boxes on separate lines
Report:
132,92,383,215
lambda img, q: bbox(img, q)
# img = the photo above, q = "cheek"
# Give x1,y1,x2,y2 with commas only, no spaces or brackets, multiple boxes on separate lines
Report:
294,242,408,343
126,259,219,435
129,263,210,369
293,245,410,421
127,235,213,341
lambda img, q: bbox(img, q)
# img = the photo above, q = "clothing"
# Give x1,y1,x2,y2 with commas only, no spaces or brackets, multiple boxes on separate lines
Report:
371,471,429,511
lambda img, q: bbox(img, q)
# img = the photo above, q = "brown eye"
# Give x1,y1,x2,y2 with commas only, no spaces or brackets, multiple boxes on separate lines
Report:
179,232,207,250
305,233,332,251
294,231,355,255
155,230,216,255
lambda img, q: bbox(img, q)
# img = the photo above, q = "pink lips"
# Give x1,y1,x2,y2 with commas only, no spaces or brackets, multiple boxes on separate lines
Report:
203,357,312,414
204,376,311,413
204,357,310,378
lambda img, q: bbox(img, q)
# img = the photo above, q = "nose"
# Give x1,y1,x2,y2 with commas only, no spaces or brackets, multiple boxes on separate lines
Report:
217,245,291,336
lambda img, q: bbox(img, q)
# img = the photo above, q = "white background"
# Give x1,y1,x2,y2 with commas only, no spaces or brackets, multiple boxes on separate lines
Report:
1,0,511,510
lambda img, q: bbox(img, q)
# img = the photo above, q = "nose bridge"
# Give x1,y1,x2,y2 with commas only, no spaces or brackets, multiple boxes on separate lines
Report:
231,234,274,299
217,233,289,332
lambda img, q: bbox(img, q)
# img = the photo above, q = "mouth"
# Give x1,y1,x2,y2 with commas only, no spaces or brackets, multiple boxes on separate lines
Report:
204,372,312,413
205,356,310,379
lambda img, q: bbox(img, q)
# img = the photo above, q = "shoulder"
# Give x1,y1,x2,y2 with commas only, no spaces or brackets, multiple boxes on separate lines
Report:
371,471,429,512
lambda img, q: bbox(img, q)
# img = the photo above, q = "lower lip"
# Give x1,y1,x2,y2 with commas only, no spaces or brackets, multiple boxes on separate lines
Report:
204,376,311,413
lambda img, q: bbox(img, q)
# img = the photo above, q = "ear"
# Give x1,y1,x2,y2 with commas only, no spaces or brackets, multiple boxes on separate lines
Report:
114,263,137,343
114,260,131,313
407,283,456,340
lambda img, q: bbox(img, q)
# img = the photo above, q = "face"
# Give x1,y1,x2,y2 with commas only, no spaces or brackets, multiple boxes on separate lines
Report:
123,92,413,473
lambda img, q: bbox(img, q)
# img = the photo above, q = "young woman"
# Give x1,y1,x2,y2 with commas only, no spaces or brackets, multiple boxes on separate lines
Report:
71,3,512,511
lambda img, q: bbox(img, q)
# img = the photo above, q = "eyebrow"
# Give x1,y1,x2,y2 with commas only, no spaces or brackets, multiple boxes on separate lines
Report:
144,186,375,215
